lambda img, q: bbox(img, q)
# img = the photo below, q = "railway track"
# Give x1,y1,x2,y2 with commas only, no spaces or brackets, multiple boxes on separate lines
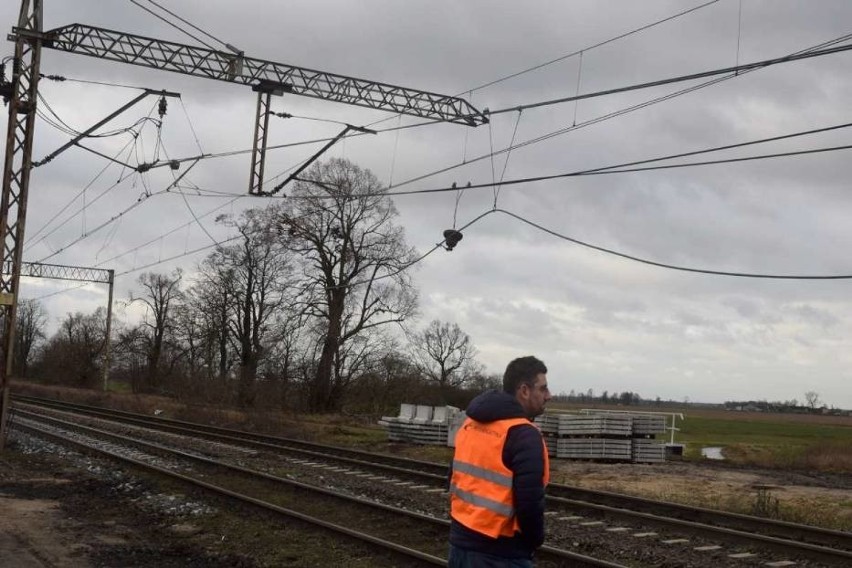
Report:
11,405,624,568
11,394,852,567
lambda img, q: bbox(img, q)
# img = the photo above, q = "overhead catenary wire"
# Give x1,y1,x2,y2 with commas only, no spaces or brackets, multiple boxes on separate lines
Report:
485,41,852,117
363,0,722,132
492,209,852,280
41,73,149,91
126,1,728,173
142,0,240,53
26,139,139,247
26,7,842,288
292,120,852,199
92,194,245,268
466,0,722,94
132,30,852,177
271,31,852,199
36,160,200,263
129,0,218,51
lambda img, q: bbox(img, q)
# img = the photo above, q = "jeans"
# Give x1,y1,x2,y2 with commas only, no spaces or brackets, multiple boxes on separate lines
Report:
448,545,534,568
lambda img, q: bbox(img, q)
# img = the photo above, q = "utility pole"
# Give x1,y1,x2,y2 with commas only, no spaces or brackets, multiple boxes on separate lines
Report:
0,0,42,450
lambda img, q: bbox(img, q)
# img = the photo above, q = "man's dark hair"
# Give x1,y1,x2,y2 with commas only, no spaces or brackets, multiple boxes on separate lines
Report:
503,356,547,394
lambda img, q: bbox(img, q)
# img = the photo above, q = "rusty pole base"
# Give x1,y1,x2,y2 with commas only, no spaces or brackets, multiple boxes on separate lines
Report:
0,386,9,450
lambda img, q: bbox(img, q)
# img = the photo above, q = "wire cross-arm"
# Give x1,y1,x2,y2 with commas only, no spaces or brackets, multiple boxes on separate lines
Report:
25,23,487,126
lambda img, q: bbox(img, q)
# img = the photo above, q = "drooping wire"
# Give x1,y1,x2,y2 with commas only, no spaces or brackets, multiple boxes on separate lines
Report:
328,208,498,291
493,208,852,280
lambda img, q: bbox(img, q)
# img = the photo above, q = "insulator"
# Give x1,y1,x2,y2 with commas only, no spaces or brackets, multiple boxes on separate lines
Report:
158,95,167,118
443,229,463,251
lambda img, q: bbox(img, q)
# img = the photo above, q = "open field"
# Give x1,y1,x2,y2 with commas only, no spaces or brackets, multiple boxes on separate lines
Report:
547,401,852,472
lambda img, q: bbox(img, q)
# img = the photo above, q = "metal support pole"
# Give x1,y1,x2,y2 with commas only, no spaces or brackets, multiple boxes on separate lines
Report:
102,269,114,391
0,0,42,450
248,90,271,195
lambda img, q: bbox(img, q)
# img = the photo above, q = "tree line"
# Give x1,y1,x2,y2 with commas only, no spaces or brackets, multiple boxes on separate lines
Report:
14,159,493,414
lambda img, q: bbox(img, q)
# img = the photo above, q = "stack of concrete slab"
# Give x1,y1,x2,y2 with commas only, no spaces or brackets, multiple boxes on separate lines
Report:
555,438,632,461
630,415,667,436
632,438,667,463
379,404,460,445
536,412,668,463
541,414,633,437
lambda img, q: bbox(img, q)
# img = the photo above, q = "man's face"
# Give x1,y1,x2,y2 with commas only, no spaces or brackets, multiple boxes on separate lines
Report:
518,373,551,418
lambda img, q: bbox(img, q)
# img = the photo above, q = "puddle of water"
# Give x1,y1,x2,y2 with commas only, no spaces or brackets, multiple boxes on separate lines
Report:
701,446,725,460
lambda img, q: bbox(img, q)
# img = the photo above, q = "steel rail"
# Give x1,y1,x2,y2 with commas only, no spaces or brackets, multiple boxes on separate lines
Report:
15,394,852,561
13,395,446,473
13,410,627,568
13,418,446,567
549,485,852,551
545,494,851,566
14,397,447,482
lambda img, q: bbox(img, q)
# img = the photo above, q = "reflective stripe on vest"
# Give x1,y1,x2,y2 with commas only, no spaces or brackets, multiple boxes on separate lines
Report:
450,416,548,539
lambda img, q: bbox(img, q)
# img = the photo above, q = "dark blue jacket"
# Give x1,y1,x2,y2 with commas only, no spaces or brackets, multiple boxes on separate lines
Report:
449,390,547,559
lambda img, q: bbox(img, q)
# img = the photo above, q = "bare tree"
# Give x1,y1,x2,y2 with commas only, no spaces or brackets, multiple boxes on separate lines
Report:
804,390,821,410
14,298,47,377
209,208,297,406
38,309,107,388
277,158,418,412
410,319,480,389
129,270,183,393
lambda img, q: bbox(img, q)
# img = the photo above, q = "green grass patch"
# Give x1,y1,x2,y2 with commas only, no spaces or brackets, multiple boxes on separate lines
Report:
677,415,852,472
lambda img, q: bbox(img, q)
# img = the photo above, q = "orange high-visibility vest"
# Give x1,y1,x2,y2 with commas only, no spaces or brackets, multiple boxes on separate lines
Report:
450,416,550,539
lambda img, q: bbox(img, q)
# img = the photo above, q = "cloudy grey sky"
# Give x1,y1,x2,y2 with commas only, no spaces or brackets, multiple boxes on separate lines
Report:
3,0,851,408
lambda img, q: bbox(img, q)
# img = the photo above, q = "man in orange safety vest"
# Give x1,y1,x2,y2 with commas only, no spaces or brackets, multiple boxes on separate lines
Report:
449,356,552,567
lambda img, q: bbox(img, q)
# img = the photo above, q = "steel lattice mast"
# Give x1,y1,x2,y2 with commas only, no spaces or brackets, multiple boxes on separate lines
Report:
0,0,42,448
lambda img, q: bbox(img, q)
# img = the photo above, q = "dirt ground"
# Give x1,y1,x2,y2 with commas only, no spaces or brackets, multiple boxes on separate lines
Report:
550,459,851,530
0,449,255,568
0,438,849,567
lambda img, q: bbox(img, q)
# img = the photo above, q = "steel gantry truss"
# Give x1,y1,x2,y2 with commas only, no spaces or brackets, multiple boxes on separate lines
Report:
14,21,488,194
1,0,485,446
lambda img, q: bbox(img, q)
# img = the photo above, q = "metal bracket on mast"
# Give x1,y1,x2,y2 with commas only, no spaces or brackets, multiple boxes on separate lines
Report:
248,80,292,195
267,123,376,196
